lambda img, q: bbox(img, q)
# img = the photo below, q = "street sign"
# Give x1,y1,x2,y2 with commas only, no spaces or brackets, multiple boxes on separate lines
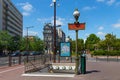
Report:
68,23,85,30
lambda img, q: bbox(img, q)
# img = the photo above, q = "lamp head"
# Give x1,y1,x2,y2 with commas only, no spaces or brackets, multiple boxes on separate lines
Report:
52,0,56,2
73,9,80,23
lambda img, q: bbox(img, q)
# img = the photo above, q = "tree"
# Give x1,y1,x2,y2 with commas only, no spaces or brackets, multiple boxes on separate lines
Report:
19,37,27,51
71,40,76,53
78,39,84,52
29,36,44,51
104,33,116,51
71,38,84,55
113,38,120,50
85,34,100,51
98,40,107,50
19,36,44,51
8,36,21,52
0,31,11,54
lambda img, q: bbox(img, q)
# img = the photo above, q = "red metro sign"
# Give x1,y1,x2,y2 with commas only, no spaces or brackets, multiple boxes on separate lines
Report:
68,23,85,30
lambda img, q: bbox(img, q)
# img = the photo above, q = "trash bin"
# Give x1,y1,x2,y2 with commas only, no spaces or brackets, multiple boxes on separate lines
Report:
81,53,86,74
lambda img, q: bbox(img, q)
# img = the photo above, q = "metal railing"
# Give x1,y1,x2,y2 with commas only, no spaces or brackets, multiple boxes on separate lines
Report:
87,55,120,62
0,55,24,67
24,54,50,73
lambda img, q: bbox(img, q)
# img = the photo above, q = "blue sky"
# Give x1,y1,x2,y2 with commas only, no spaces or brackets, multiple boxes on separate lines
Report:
11,0,120,40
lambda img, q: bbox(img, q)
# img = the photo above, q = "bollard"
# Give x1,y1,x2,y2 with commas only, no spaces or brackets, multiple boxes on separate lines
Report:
9,55,12,66
81,53,86,74
26,55,29,63
34,55,35,62
19,55,21,65
71,57,72,63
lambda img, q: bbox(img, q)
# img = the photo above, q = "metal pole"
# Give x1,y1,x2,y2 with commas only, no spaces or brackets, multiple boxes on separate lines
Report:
26,26,33,51
26,26,33,62
26,27,28,51
9,55,12,66
75,30,79,74
19,55,21,65
53,1,56,63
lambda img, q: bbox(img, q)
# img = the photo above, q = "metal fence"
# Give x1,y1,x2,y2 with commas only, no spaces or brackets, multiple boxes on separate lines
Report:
0,55,24,67
24,54,50,73
88,56,120,62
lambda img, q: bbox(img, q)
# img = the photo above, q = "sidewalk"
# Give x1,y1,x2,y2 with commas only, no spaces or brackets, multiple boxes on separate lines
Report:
22,61,120,80
1,58,120,80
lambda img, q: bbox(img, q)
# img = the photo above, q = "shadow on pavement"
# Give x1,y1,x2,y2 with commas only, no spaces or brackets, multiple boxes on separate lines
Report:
86,70,100,74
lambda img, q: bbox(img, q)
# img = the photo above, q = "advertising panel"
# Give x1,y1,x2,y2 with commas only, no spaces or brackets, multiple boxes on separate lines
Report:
60,42,71,57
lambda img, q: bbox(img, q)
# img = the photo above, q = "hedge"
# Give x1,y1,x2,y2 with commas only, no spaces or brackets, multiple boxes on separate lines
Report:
92,50,120,56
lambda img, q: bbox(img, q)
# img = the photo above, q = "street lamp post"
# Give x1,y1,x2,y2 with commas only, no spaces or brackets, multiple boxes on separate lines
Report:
26,26,33,62
68,9,85,75
26,26,33,51
53,0,56,63
73,9,80,75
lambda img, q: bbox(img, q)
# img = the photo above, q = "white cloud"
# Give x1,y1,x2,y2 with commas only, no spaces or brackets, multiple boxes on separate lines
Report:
22,3,33,12
56,20,64,26
28,31,38,36
69,18,74,21
112,23,120,28
37,18,51,23
85,33,90,37
68,31,76,38
23,30,38,36
98,26,104,30
37,17,65,26
18,2,33,16
96,0,105,2
22,12,30,16
107,0,116,5
96,0,116,6
51,17,65,26
116,2,120,6
97,32,105,36
82,6,96,11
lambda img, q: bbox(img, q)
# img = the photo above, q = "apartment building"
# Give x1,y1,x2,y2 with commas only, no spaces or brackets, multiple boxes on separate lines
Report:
0,0,23,37
43,23,66,53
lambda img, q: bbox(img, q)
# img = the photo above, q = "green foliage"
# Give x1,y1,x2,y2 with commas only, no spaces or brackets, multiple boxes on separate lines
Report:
0,31,44,53
113,39,120,50
104,33,116,51
0,31,12,51
92,50,120,56
19,36,44,51
85,34,100,51
19,37,27,51
92,50,107,56
71,38,84,54
71,51,76,56
71,40,75,52
8,36,21,51
78,39,84,51
29,36,44,51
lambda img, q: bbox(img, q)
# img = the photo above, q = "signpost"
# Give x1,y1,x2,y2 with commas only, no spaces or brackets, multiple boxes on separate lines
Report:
68,9,85,75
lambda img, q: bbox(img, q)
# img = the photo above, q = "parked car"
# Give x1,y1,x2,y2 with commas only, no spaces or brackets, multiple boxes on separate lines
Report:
30,51,43,55
21,51,29,56
11,51,21,57
0,53,7,57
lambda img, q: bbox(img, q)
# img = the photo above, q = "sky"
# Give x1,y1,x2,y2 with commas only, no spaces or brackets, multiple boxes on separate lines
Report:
11,0,120,40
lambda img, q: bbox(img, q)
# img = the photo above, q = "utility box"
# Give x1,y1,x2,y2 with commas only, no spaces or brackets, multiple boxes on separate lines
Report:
81,53,86,74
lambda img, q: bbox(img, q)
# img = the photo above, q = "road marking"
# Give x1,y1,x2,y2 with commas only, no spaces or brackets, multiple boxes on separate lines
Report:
22,73,75,77
0,66,24,74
